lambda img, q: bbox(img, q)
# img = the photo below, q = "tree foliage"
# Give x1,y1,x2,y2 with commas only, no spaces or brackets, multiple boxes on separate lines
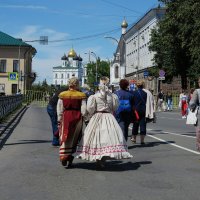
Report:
86,58,110,88
149,0,200,89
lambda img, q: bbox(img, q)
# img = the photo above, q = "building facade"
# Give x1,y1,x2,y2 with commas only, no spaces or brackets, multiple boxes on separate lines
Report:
0,31,36,95
110,7,166,90
53,48,84,86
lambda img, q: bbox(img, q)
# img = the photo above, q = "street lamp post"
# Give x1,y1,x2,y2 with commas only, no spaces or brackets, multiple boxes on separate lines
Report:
91,52,98,83
17,36,48,93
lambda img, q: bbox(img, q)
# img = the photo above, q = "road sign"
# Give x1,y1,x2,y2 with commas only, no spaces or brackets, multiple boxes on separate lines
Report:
94,82,99,86
8,72,18,81
159,70,165,77
158,77,165,80
143,71,149,77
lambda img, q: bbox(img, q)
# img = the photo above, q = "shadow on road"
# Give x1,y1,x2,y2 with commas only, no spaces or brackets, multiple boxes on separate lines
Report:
128,141,175,149
4,139,52,146
72,160,152,172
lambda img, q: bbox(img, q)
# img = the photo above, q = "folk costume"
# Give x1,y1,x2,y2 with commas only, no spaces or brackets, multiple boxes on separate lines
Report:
75,77,132,163
57,78,86,166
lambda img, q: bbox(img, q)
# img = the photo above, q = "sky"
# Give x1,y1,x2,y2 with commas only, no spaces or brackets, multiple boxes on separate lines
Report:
0,0,159,84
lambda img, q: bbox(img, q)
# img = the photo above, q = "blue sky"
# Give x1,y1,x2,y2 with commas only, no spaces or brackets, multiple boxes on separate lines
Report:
0,0,159,83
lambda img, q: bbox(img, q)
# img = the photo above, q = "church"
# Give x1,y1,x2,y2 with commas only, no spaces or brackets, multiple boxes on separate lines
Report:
52,48,84,86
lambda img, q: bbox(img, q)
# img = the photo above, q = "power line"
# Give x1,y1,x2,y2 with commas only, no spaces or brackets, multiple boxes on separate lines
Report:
48,27,120,43
99,0,142,14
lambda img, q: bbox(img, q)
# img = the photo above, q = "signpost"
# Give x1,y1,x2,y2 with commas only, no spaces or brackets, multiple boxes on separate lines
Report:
8,72,18,81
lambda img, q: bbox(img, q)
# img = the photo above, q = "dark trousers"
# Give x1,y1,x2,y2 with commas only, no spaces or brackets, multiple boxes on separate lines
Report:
116,112,131,141
132,116,146,136
47,104,59,145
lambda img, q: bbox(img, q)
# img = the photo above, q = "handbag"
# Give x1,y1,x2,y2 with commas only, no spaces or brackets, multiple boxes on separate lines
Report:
186,108,198,125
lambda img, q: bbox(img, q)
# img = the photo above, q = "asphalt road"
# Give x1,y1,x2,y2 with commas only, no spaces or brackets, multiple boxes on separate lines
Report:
0,105,200,200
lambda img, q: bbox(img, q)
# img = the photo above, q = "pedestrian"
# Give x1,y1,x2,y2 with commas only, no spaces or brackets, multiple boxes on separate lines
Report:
16,89,21,95
188,88,195,103
189,77,200,151
75,76,132,168
179,90,188,118
166,92,173,111
143,86,156,123
130,80,147,145
47,87,68,146
57,77,87,167
114,79,134,141
157,89,165,111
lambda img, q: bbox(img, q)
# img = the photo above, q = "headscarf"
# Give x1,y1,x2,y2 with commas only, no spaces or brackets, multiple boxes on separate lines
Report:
98,77,109,98
68,77,79,88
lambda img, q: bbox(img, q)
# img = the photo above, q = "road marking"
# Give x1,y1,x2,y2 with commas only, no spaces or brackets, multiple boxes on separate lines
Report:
147,129,196,139
128,127,199,155
157,116,183,121
147,134,200,155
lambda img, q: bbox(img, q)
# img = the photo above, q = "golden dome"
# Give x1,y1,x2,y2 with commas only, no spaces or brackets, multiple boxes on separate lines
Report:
121,19,128,28
68,48,77,58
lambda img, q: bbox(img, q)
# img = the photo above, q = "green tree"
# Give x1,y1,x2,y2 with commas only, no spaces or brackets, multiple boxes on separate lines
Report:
149,0,200,89
86,58,110,88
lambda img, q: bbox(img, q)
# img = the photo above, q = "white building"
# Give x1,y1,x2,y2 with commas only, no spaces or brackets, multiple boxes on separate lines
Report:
125,7,166,78
52,48,84,86
110,19,127,88
110,7,166,88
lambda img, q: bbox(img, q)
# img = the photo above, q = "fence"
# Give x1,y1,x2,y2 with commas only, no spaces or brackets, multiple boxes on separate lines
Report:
154,93,180,111
23,90,51,107
0,95,23,120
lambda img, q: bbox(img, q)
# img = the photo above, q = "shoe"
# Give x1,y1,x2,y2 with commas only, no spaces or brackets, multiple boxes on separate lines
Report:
61,160,68,166
130,137,136,143
67,156,74,168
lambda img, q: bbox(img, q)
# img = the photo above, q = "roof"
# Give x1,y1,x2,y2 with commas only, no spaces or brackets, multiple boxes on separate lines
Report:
53,66,79,70
0,31,31,46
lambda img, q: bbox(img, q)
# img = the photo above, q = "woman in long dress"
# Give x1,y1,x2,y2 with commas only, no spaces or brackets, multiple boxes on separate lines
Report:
57,77,87,167
75,77,132,167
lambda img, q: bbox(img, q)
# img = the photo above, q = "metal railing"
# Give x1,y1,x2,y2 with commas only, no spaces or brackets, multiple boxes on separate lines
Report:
23,90,51,107
0,95,23,120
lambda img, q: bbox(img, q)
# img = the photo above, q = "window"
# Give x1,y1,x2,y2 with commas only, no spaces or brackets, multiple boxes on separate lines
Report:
13,60,19,72
67,74,69,78
0,60,6,73
61,74,64,78
55,80,57,85
55,73,57,78
12,84,17,94
61,80,63,85
115,66,119,78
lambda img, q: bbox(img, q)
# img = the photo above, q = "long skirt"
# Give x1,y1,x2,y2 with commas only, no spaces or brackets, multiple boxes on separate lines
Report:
59,110,82,162
75,113,132,161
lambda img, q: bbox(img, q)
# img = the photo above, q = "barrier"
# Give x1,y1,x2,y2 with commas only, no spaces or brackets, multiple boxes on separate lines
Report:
23,90,51,107
0,95,23,120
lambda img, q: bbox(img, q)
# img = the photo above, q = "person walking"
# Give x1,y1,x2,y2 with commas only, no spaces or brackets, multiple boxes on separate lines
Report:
130,80,147,145
157,89,165,111
114,79,134,141
166,92,173,111
57,77,87,167
75,77,132,168
189,78,200,151
47,87,67,146
179,90,188,118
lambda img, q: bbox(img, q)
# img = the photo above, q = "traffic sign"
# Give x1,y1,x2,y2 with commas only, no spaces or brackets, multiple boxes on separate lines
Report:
158,77,165,80
143,70,149,77
159,70,165,77
8,72,18,81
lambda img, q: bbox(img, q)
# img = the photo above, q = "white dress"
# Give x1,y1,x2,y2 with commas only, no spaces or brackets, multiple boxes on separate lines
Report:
75,91,133,161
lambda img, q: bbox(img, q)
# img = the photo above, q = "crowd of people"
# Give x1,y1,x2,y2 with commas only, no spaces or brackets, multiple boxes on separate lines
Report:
47,76,200,169
47,76,156,168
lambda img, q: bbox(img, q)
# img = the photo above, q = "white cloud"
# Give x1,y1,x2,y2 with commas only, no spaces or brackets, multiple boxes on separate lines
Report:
0,5,47,10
